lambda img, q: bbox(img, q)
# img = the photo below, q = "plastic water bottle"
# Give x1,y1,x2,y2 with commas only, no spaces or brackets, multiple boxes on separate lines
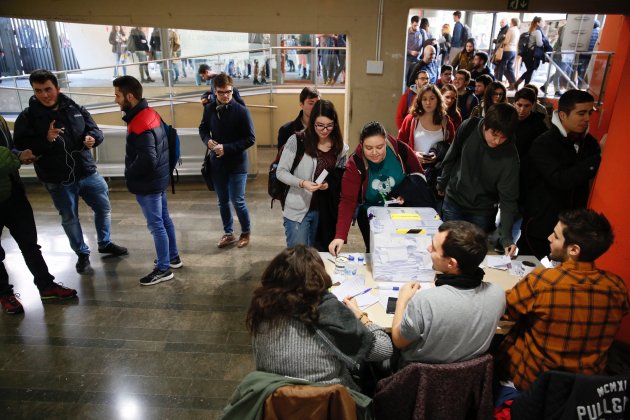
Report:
345,255,357,280
356,255,365,281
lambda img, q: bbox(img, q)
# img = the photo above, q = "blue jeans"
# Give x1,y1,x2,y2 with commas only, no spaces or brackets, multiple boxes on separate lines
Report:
442,197,496,233
501,51,516,84
213,171,251,235
283,211,319,248
136,191,179,271
43,172,112,256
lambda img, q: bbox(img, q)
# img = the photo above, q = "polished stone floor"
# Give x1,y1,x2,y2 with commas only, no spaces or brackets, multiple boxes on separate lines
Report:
0,148,364,419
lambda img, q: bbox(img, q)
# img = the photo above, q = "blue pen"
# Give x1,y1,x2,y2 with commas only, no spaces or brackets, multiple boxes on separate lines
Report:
349,288,372,299
377,286,400,291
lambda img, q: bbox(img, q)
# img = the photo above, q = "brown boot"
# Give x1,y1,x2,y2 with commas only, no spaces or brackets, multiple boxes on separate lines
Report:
217,234,237,248
237,233,250,248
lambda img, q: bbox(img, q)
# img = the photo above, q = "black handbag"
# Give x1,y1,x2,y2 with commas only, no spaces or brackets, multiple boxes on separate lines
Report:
201,149,214,191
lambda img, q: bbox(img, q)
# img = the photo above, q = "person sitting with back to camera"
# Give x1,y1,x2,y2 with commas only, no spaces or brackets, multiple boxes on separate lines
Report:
328,121,425,256
391,220,505,369
247,245,393,391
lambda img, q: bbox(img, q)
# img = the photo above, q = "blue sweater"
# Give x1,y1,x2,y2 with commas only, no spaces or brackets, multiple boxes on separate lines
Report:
198,99,256,174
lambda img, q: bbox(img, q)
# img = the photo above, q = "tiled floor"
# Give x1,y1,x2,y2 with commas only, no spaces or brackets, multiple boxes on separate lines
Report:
0,148,365,419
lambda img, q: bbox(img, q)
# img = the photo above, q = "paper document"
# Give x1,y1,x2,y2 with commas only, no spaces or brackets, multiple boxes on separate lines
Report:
486,255,512,270
331,278,366,301
356,293,379,309
314,169,328,185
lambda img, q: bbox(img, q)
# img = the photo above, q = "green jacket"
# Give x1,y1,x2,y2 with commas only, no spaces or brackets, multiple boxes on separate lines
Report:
0,146,20,203
437,117,520,247
221,371,373,420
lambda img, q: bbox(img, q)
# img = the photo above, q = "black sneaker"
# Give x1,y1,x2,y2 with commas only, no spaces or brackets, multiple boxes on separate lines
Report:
139,268,174,286
98,243,129,256
152,256,183,269
76,254,91,273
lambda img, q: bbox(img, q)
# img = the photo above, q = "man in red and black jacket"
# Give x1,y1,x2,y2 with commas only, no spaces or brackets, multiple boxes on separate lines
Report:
113,76,181,286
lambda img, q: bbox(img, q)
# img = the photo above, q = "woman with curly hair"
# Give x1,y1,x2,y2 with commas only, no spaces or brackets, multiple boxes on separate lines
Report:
247,245,392,391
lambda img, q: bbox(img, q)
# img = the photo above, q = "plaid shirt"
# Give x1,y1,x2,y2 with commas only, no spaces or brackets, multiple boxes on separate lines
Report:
497,260,629,391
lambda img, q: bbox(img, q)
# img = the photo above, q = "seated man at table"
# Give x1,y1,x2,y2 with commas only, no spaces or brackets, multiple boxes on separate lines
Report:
496,209,629,392
391,220,506,368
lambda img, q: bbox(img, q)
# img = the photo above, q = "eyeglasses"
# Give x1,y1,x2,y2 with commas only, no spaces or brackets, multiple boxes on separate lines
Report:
314,123,335,131
216,89,233,96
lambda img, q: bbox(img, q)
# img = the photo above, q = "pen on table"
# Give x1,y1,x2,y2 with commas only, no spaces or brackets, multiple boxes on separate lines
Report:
349,288,372,299
375,286,400,291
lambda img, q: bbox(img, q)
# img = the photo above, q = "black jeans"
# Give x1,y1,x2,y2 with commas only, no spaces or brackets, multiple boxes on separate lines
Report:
0,187,55,295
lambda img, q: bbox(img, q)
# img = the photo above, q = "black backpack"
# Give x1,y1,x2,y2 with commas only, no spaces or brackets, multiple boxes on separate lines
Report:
268,134,305,209
518,32,530,57
160,120,182,194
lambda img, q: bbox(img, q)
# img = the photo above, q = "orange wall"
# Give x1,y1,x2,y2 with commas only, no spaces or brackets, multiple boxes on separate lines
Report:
589,16,630,344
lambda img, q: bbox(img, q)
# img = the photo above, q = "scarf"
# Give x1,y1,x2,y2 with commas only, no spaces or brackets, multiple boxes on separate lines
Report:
216,103,230,120
434,267,485,290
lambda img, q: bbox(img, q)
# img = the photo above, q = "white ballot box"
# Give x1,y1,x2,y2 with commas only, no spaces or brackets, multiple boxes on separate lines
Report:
368,206,441,283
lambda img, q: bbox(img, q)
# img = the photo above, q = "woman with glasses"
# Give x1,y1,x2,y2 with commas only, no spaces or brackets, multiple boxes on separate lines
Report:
276,100,348,248
470,81,507,118
328,121,423,256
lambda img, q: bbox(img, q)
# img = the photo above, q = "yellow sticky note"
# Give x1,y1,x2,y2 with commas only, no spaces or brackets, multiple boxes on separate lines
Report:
395,228,426,234
391,213,421,220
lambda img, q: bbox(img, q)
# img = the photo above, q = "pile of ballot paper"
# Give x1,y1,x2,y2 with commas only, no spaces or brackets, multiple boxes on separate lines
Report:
369,207,442,283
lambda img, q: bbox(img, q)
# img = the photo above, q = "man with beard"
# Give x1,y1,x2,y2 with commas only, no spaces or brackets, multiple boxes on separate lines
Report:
392,220,505,368
497,209,628,392
518,90,601,259
113,76,181,286
13,69,128,274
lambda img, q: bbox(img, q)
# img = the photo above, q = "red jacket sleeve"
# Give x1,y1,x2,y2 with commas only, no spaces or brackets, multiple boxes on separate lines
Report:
395,92,410,130
397,114,415,149
445,116,456,144
334,154,363,242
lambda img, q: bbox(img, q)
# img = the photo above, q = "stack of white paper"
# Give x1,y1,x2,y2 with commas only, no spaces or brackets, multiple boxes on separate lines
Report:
369,207,441,283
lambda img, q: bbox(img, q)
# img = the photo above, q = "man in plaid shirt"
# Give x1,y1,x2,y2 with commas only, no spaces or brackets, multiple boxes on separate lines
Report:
497,209,629,391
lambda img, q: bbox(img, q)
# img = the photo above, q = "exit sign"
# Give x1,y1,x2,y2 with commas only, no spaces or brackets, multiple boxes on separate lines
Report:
508,0,528,10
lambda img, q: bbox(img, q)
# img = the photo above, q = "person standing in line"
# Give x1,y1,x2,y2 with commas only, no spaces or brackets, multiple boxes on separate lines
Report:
515,17,544,89
169,29,186,82
406,16,422,73
109,25,127,78
13,69,128,274
276,100,348,248
441,84,462,130
518,90,601,259
396,69,430,129
129,27,154,83
199,73,255,249
277,86,320,150
113,76,182,286
0,115,77,314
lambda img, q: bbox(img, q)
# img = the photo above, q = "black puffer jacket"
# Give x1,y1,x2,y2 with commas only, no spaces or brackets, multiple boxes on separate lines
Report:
13,93,103,183
123,99,169,195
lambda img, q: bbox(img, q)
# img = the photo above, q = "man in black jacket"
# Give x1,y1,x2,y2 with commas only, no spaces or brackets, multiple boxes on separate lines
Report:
199,73,256,249
0,115,77,314
276,86,319,150
13,69,127,274
518,90,601,259
114,76,181,286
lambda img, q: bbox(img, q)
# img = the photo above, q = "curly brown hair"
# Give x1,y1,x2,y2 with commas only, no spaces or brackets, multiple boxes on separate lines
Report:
409,84,447,126
246,245,333,335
